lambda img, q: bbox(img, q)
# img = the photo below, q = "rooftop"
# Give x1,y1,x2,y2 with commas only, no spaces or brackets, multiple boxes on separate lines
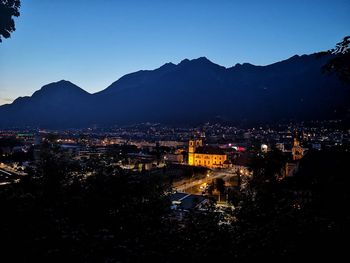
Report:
195,146,226,155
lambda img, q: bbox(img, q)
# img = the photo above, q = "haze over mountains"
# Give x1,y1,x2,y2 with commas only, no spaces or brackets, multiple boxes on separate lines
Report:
0,53,348,128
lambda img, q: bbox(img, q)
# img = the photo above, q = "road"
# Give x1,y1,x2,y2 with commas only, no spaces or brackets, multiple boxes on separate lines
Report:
173,169,238,193
0,163,27,176
0,169,12,176
0,168,21,186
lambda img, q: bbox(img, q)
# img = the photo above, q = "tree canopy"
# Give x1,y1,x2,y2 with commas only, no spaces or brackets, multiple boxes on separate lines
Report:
1,143,349,262
323,36,350,83
0,0,21,42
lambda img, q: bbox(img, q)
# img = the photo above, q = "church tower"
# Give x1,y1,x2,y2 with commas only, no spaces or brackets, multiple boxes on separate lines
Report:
188,139,202,165
292,132,304,161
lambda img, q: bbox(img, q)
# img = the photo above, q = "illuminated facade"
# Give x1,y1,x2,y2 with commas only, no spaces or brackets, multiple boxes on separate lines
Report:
285,133,305,177
292,136,304,161
188,139,227,169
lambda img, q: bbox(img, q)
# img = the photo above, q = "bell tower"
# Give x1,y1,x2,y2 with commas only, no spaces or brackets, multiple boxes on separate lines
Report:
292,131,304,161
188,139,202,165
188,140,195,165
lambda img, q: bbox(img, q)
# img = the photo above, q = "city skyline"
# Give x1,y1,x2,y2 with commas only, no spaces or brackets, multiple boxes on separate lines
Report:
0,0,349,105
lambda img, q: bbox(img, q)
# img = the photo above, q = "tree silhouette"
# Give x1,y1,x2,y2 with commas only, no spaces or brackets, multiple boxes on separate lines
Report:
214,178,225,195
0,0,21,42
323,36,350,83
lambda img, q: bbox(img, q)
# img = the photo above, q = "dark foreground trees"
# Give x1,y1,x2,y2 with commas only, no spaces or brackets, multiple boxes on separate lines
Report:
231,148,350,262
0,0,21,42
323,36,350,83
0,150,175,262
1,145,349,262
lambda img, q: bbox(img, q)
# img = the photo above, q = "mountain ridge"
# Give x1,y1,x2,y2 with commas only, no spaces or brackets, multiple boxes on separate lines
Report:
0,52,348,128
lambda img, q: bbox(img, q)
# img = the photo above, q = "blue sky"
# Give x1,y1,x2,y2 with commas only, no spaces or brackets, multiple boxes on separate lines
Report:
0,0,349,105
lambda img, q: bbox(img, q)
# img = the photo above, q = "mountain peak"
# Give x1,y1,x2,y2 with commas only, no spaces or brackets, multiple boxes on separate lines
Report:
193,56,210,62
233,62,254,67
158,62,176,70
164,62,176,66
57,79,71,83
178,57,224,69
32,80,90,98
40,80,78,90
179,58,190,64
179,57,212,64
289,54,300,59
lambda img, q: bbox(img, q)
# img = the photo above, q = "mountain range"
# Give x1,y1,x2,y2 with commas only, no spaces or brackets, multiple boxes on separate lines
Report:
0,53,349,128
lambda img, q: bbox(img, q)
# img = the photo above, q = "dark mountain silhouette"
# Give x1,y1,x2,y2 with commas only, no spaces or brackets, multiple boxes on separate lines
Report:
0,80,92,127
0,53,348,128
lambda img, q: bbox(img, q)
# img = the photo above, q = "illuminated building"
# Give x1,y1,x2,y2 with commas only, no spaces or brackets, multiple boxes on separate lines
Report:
232,154,252,176
261,144,268,153
292,133,304,160
188,139,227,168
285,132,306,177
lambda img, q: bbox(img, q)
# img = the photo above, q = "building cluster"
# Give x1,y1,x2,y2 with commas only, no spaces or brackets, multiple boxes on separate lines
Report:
0,120,348,186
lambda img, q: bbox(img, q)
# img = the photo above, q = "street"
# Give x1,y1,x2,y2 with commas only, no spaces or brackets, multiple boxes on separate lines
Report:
173,168,238,193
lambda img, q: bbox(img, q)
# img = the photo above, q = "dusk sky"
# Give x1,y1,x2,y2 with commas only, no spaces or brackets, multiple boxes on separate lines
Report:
0,0,349,105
